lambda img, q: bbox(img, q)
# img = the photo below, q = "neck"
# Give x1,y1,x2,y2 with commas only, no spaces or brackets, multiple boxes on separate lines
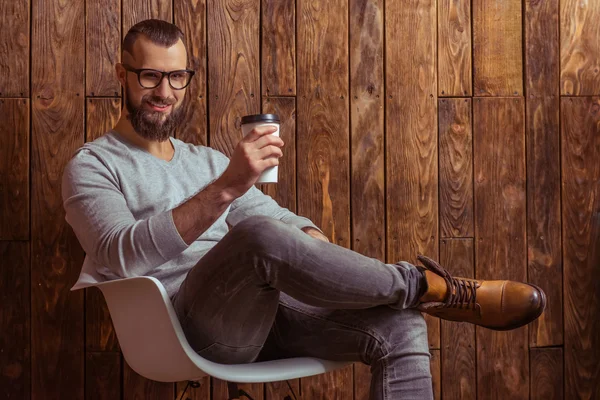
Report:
114,113,175,161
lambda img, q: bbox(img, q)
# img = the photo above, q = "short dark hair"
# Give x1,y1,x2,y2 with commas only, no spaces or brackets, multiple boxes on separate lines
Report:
123,19,185,56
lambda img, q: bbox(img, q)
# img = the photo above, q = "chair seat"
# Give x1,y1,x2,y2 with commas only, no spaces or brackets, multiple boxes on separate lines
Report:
73,274,348,383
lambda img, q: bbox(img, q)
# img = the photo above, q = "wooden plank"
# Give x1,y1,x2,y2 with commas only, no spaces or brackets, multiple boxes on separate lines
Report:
561,96,600,400
266,380,299,400
473,97,528,399
0,242,30,400
123,0,173,34
212,379,264,400
560,0,600,95
297,0,350,247
86,352,121,400
349,0,384,396
350,0,384,262
0,0,29,97
385,0,439,349
440,238,476,400
473,0,522,96
31,0,85,398
261,0,295,96
261,97,296,211
525,0,562,348
0,99,30,240
86,98,121,142
438,0,471,96
301,366,353,400
176,380,210,400
85,287,118,352
123,360,173,400
430,349,441,400
438,98,473,238
353,363,371,400
207,0,260,155
174,0,208,145
86,0,120,97
297,0,351,395
530,348,563,400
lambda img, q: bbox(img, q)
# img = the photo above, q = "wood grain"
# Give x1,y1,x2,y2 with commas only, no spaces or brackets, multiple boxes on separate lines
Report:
440,238,476,400
31,0,85,397
86,352,121,400
266,380,299,400
349,0,384,395
301,366,354,400
262,0,295,96
86,0,120,97
430,349,441,400
86,98,121,142
560,0,600,95
350,0,384,261
561,96,600,400
261,97,296,211
438,0,471,96
207,0,260,155
525,0,563,348
385,0,439,349
473,0,523,96
0,0,29,97
0,99,30,240
0,242,30,400
297,0,351,392
473,98,528,399
85,287,118,352
123,0,173,35
123,360,173,400
175,0,208,146
297,0,350,246
212,379,263,400
530,348,563,400
439,98,473,238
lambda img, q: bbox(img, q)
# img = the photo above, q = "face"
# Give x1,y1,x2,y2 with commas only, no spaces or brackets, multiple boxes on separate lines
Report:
117,36,189,142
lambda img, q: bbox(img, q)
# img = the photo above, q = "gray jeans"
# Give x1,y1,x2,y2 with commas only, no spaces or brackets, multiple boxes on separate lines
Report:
172,216,433,400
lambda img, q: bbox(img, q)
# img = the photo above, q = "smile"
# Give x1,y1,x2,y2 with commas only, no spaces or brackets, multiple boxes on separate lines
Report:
146,101,172,112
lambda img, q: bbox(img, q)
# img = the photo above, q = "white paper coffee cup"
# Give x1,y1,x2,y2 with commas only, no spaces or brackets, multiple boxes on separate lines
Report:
241,114,280,183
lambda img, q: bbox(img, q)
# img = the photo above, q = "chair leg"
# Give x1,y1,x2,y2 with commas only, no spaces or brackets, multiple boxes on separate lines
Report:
227,381,255,400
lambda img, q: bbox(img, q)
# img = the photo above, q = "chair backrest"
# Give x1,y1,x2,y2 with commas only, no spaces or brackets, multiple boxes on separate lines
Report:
93,276,208,382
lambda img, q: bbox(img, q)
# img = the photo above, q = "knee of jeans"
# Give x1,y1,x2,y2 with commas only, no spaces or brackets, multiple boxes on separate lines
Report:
230,215,289,252
392,310,430,356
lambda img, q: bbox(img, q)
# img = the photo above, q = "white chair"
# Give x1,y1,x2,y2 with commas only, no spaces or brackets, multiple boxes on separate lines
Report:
72,272,348,399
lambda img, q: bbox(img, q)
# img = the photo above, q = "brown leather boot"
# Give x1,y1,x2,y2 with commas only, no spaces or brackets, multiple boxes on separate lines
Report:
416,255,546,331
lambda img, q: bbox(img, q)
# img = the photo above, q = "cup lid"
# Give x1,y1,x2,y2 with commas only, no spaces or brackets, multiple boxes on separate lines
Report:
241,113,280,124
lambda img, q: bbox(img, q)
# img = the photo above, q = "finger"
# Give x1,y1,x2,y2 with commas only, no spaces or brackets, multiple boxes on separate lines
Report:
254,134,284,149
243,125,279,142
256,145,283,160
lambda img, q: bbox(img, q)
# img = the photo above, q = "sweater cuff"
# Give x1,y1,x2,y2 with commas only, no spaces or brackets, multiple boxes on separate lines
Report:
148,210,190,261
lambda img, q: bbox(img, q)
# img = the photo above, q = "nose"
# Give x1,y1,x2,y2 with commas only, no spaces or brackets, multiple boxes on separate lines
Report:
154,75,172,99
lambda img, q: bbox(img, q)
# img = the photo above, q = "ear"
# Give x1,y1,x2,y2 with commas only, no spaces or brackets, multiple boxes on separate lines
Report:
115,63,127,87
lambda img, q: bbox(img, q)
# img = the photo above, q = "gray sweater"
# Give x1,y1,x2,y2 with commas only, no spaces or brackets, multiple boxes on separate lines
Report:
63,131,319,297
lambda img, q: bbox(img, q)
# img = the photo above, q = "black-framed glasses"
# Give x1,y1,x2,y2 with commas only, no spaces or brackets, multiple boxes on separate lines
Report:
122,64,195,90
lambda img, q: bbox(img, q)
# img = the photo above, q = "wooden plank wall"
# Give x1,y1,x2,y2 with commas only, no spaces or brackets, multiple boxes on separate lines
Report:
0,0,599,399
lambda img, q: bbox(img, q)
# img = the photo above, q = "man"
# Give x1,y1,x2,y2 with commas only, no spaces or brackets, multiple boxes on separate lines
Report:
63,19,545,400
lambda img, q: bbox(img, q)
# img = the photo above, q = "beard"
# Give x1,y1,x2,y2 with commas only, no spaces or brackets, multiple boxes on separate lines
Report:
125,85,184,142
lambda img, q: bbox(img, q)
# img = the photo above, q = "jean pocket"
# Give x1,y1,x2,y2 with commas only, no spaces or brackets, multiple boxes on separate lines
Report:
196,342,263,365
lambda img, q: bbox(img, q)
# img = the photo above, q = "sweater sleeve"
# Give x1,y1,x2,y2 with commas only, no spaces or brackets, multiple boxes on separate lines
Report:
62,149,189,278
